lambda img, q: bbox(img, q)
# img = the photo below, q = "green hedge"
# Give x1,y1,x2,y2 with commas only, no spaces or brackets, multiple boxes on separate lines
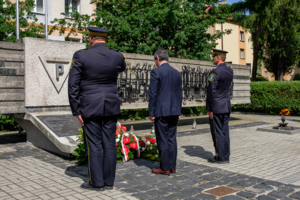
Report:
0,115,19,131
232,81,300,115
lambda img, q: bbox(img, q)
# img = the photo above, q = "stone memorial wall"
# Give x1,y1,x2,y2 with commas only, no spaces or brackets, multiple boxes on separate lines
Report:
0,38,250,114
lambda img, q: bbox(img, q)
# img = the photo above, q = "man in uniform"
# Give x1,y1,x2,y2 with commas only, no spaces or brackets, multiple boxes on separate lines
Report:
68,27,126,190
206,49,233,164
148,48,182,175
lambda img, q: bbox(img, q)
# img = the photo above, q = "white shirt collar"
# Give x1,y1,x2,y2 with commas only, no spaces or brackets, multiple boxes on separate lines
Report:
159,62,168,67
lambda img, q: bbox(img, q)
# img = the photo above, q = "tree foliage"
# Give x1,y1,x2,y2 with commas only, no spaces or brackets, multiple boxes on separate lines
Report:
225,0,300,81
0,0,44,42
50,0,238,61
221,0,270,81
261,0,300,80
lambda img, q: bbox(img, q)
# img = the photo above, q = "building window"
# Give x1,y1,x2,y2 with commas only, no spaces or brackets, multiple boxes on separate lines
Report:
240,31,244,41
65,37,80,42
65,0,80,17
31,0,44,13
240,49,245,59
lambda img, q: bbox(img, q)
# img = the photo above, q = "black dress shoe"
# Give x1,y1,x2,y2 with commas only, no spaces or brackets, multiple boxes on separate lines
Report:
81,182,105,191
105,185,113,190
208,158,229,164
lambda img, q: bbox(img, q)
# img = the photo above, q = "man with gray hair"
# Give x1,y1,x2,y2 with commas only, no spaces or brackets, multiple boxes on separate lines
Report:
148,48,182,175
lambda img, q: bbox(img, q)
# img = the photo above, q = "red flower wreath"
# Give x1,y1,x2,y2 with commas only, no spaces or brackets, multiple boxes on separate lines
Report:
116,143,118,147
116,131,120,136
123,137,130,144
150,138,156,144
130,142,138,149
121,125,127,132
121,146,129,154
139,141,145,147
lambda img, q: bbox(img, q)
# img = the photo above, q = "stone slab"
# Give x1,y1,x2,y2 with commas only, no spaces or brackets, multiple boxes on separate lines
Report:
22,38,250,109
257,127,300,135
0,76,24,88
14,111,79,155
23,38,85,107
37,115,81,137
0,41,24,50
0,88,24,101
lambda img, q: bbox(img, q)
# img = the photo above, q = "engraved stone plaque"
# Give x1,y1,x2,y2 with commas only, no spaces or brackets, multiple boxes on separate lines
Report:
37,115,81,137
0,68,16,75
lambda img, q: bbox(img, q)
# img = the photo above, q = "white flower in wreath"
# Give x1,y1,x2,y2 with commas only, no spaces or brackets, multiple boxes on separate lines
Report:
150,146,153,150
142,147,145,151
116,138,120,143
157,150,159,153
147,141,151,145
117,134,121,138
124,132,129,137
155,155,158,158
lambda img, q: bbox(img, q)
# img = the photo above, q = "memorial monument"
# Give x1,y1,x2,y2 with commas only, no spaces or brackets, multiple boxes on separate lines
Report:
0,38,251,156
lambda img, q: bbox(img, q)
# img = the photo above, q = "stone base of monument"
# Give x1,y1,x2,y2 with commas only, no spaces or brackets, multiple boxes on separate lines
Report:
14,111,81,157
257,126,300,135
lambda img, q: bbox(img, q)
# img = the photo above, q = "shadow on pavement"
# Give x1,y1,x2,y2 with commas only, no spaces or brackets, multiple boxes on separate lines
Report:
181,145,214,161
0,131,26,145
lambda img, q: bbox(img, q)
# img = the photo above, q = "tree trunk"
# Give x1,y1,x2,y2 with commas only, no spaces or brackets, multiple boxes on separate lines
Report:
251,25,259,82
277,8,285,81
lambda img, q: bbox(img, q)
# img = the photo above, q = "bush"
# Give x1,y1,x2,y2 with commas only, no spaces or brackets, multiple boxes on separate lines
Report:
293,73,300,80
255,76,269,82
232,81,300,115
0,115,19,131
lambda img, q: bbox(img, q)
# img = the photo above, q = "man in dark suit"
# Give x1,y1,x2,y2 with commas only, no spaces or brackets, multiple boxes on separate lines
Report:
206,49,233,164
148,48,182,175
68,27,126,190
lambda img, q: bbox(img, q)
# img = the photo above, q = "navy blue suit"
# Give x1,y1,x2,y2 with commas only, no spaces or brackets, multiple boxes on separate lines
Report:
206,63,233,161
148,62,182,171
68,43,126,187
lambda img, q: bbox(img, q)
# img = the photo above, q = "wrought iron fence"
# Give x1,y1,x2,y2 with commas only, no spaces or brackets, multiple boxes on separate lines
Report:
117,63,233,100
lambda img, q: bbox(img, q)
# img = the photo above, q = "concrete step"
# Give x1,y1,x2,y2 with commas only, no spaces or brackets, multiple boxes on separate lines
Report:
0,89,24,101
0,49,24,57
0,76,24,88
4,62,24,68
0,53,24,62
0,41,24,50
0,101,25,114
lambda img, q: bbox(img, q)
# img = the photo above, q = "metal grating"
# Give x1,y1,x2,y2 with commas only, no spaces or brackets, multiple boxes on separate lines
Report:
203,186,239,197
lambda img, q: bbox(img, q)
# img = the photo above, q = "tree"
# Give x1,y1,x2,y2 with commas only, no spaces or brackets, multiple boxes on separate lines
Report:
222,0,270,81
50,0,238,61
261,0,300,80
0,0,44,42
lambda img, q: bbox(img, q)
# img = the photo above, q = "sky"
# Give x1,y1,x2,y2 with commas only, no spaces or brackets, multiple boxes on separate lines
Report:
225,0,245,5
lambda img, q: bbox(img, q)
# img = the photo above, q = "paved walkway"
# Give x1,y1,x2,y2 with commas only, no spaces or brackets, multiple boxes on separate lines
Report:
1,113,300,200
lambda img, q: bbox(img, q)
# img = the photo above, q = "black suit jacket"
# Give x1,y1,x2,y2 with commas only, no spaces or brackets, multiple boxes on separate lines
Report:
148,62,182,117
206,63,233,114
68,43,126,118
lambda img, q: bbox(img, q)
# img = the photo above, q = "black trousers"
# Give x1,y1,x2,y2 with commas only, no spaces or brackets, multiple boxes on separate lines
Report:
83,115,118,187
154,116,178,171
209,113,230,161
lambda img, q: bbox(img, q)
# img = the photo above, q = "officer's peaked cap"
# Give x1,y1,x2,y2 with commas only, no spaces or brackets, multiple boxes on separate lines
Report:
213,49,228,56
87,27,109,37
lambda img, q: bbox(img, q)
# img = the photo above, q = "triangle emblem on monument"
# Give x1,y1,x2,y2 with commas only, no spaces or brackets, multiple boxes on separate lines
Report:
39,56,71,93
